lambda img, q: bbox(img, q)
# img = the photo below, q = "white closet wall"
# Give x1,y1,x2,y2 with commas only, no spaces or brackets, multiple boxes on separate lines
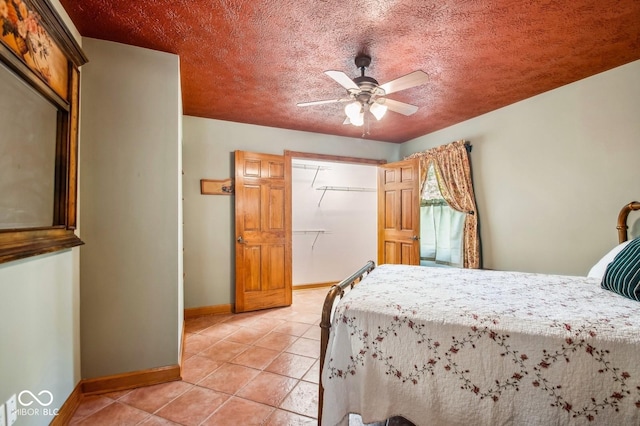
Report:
292,159,377,286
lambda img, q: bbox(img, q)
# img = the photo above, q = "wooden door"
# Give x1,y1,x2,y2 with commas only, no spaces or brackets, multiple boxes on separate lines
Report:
378,158,420,265
235,151,292,312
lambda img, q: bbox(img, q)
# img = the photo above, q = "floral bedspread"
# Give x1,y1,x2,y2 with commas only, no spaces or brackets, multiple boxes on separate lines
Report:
321,264,640,426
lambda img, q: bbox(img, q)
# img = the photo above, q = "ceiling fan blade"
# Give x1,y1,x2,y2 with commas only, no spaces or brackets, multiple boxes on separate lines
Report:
324,70,359,90
379,70,429,95
297,98,349,107
383,98,419,116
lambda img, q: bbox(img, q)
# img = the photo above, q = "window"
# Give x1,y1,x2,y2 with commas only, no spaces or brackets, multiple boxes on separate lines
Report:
420,163,465,267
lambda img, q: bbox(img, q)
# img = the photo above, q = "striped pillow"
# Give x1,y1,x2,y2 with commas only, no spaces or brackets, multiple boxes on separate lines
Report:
601,237,640,301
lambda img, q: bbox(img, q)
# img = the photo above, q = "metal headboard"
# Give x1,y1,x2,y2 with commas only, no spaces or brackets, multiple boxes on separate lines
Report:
617,201,640,243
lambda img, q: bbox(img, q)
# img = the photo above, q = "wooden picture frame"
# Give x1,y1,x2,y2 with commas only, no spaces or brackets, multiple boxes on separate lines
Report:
0,0,87,264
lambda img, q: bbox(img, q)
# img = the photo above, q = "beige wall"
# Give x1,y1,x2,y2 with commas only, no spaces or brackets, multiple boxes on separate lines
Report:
0,2,81,425
182,117,400,308
79,38,183,378
400,60,640,276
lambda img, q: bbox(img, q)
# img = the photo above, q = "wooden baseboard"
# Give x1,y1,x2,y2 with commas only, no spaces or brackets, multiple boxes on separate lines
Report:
184,303,233,319
180,321,186,367
81,364,181,396
293,281,336,290
50,380,83,426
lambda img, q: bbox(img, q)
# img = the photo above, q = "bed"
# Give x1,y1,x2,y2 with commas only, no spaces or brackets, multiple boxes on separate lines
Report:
319,201,640,426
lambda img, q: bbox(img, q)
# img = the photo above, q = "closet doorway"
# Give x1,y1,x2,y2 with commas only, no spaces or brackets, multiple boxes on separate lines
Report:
286,151,384,288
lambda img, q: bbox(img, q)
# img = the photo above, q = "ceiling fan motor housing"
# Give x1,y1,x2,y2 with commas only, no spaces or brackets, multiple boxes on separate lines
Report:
352,76,384,104
352,55,385,103
354,54,372,69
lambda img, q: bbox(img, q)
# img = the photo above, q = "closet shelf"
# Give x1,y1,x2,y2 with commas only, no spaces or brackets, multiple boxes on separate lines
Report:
292,229,330,250
315,186,377,206
292,163,330,187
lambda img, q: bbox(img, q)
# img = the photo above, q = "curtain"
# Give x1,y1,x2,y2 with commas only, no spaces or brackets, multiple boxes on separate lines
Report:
420,202,465,267
407,140,481,269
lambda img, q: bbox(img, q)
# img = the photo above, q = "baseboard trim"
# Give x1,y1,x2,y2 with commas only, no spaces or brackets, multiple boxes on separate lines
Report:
50,380,83,426
81,364,182,396
184,303,233,319
293,281,336,290
180,321,186,367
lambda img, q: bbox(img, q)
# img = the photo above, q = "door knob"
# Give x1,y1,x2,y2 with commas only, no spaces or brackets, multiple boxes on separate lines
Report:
411,235,419,241
237,236,245,244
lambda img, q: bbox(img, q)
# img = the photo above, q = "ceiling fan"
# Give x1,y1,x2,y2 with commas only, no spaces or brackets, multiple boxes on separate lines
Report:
297,54,429,127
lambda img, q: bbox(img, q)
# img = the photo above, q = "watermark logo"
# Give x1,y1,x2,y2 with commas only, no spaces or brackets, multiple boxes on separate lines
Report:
18,390,54,407
16,390,58,417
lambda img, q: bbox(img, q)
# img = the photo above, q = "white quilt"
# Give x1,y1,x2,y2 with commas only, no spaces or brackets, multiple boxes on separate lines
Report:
321,264,640,426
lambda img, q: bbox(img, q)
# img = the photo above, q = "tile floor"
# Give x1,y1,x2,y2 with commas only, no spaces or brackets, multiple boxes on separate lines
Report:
70,288,327,425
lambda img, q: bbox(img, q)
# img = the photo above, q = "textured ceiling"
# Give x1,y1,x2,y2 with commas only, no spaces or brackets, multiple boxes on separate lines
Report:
60,0,640,143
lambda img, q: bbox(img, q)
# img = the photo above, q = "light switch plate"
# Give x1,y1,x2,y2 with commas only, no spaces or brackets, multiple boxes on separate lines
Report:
5,395,16,426
0,402,7,426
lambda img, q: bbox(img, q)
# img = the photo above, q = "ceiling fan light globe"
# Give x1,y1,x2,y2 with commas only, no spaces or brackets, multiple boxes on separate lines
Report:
370,102,388,120
344,101,362,121
351,111,365,126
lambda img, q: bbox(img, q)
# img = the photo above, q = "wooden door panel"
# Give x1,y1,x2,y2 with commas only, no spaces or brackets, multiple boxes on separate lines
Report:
235,151,292,312
267,187,285,230
383,168,396,184
401,242,415,264
384,191,395,229
242,245,262,291
266,244,285,290
401,188,415,230
267,161,284,178
378,158,420,266
401,165,415,182
383,241,396,264
243,185,261,230
244,159,261,176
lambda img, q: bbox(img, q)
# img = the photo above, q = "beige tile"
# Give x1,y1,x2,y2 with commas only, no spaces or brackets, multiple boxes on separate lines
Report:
200,339,249,362
302,359,321,384
184,333,220,354
201,397,274,426
236,371,298,406
223,312,262,326
199,322,240,339
301,324,322,340
265,352,316,379
273,321,313,336
248,317,286,332
286,337,320,358
72,395,114,419
137,415,182,425
155,387,229,426
230,345,280,369
279,380,319,418
264,409,316,425
290,312,321,325
180,355,223,384
75,402,150,425
118,380,192,413
198,363,260,395
254,331,299,351
224,326,267,345
185,315,225,333
101,388,132,400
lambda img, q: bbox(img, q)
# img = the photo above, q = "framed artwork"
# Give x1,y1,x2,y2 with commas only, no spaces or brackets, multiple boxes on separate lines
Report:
0,0,87,263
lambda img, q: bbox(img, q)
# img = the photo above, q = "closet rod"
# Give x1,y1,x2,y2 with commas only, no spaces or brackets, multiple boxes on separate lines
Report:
316,186,377,206
292,163,330,187
292,229,330,250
